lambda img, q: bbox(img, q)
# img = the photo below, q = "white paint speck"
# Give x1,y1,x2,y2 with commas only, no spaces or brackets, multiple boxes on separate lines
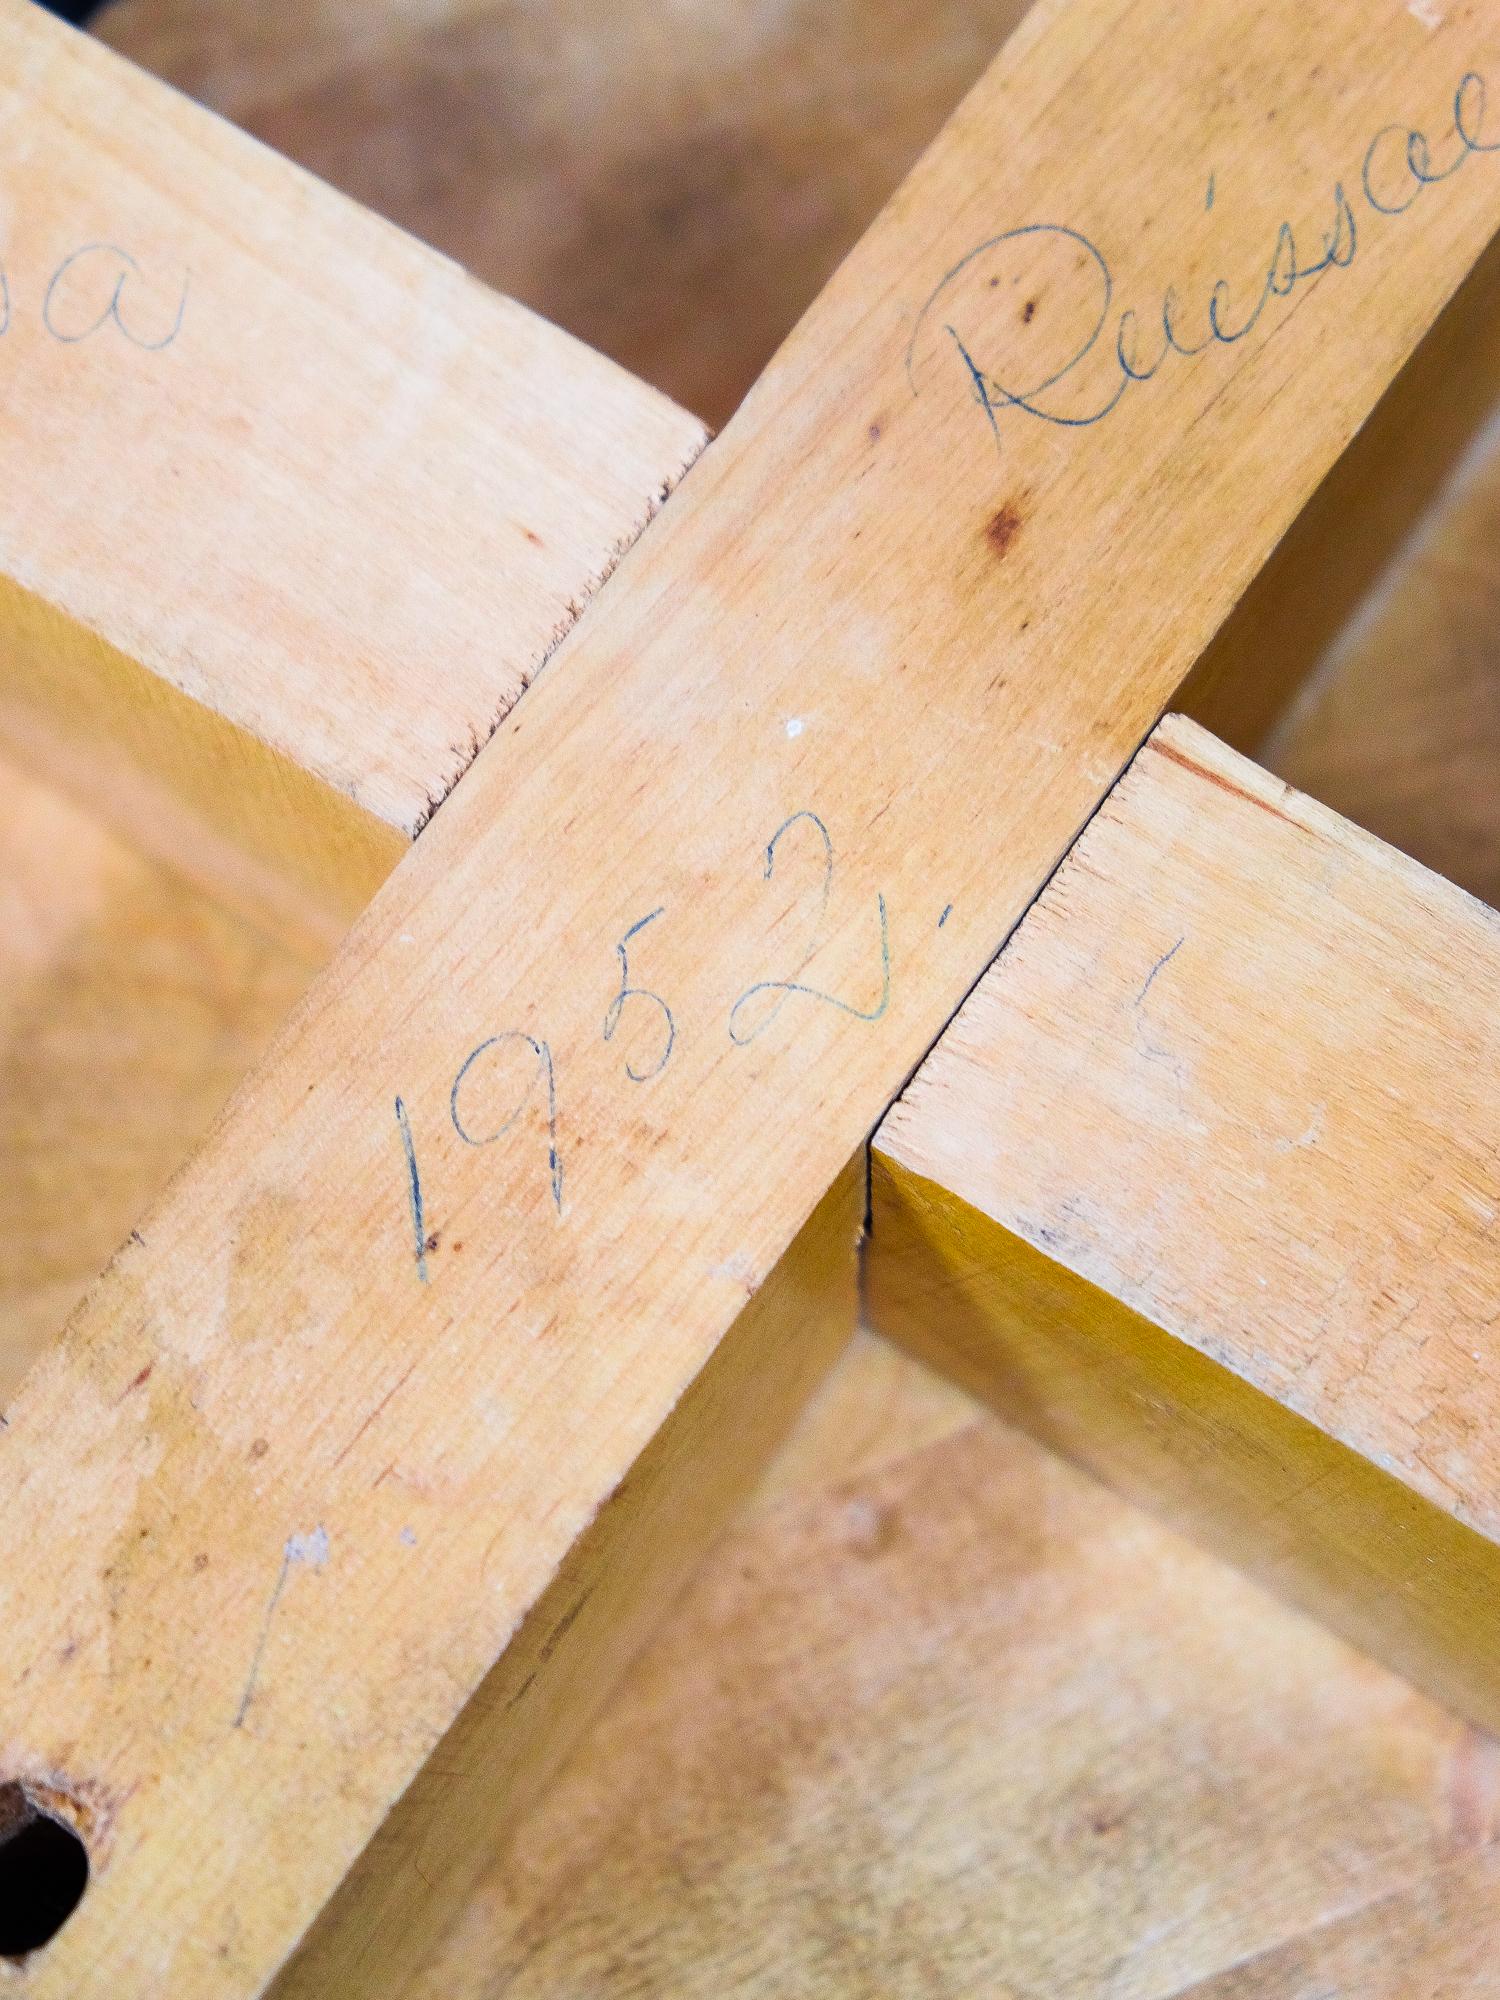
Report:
785,717,804,739
399,1526,417,1548
1408,0,1443,25
710,1252,759,1291
1273,1106,1325,1154
399,933,415,945
286,1525,330,1570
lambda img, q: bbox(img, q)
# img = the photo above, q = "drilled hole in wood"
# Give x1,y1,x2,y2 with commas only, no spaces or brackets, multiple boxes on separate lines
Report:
0,1782,89,1960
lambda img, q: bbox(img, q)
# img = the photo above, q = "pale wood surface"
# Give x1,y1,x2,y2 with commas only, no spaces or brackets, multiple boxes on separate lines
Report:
100,0,1034,429
0,755,316,1403
100,0,1500,947
12,1,1500,1990
414,1335,1500,2000
872,713,1500,1728
4,5,1499,1992
1181,1850,1500,1997
0,3,704,948
274,1158,861,2000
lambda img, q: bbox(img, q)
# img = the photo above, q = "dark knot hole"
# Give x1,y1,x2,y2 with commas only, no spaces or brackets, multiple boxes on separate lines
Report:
0,1781,90,1960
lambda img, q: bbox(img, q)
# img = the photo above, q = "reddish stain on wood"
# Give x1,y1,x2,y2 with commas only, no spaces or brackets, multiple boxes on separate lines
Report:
985,503,1024,561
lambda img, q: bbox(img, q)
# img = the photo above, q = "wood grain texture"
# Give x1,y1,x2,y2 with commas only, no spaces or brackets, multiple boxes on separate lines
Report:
100,0,1034,429
4,4,1499,1991
0,4,704,949
1176,1850,1500,1997
272,1158,861,2000
412,1340,1500,2000
872,713,1500,1730
0,757,316,1402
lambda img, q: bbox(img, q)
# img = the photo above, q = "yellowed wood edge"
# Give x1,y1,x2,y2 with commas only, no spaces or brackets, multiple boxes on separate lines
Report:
0,579,402,959
0,4,705,941
867,1150,1500,1733
267,1155,861,1999
869,705,1500,1731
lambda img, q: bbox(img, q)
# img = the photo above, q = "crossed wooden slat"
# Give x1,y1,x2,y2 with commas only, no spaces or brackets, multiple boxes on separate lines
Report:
1,1,1498,1994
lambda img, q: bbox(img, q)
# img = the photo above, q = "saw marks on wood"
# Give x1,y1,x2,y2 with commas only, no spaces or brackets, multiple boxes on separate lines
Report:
0,6,703,949
5,7,1500,1991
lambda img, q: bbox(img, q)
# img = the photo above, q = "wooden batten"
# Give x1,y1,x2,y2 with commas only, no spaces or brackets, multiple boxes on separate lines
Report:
269,1159,862,2000
0,7,705,951
3,4,1499,1993
871,714,1500,1731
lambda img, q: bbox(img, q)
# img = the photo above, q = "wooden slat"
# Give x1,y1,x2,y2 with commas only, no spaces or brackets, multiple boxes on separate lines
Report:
0,5,704,951
3,3,1499,1990
411,1337,1496,2000
871,713,1500,1730
98,0,1035,431
274,1159,861,1999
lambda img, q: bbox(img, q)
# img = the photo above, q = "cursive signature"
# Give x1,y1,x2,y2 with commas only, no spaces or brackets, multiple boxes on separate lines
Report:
906,68,1499,454
0,241,188,350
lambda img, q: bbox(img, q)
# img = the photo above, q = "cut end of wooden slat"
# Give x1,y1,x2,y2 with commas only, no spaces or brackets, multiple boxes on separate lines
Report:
872,712,1500,1733
0,4,707,944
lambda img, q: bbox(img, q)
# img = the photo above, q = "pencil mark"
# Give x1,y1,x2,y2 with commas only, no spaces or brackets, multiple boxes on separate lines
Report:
732,804,892,1048
604,907,676,1081
938,903,953,928
1135,935,1185,1007
451,1032,563,1214
394,1096,430,1284
234,1526,329,1727
729,811,834,1044
43,244,189,349
907,68,1498,455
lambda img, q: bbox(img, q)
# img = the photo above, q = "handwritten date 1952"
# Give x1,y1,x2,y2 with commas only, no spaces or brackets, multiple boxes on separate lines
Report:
392,813,891,1283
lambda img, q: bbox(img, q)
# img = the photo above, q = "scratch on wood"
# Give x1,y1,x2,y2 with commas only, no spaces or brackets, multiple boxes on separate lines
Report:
1149,735,1311,835
332,1358,421,1470
234,1527,329,1728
